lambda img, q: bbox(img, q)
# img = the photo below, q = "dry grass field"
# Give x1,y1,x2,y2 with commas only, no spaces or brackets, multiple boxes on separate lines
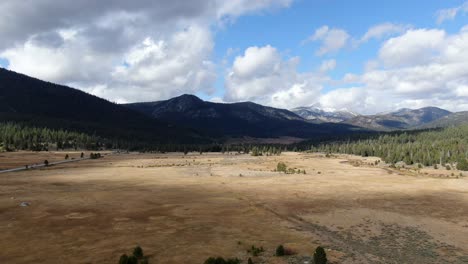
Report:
0,152,467,264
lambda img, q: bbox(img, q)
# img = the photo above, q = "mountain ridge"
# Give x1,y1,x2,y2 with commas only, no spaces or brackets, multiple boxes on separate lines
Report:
125,94,362,138
0,68,205,145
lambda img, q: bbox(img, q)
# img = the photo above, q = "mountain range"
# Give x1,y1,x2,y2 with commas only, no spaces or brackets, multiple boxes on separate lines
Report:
292,105,465,131
125,95,362,139
0,68,467,146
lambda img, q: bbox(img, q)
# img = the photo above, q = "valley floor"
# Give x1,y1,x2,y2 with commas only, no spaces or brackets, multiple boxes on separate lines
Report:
0,152,467,263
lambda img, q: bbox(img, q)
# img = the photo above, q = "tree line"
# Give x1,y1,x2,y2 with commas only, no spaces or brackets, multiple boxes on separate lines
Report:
309,125,468,170
0,122,105,151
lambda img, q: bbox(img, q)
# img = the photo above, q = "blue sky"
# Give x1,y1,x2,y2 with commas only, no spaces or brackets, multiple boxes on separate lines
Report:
1,0,467,113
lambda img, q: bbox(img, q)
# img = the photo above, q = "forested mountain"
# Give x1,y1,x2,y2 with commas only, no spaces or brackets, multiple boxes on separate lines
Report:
125,94,364,138
416,111,468,129
0,68,205,146
308,125,468,169
343,107,452,131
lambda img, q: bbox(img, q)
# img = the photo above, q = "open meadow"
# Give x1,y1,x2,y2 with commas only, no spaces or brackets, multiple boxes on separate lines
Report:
0,152,467,264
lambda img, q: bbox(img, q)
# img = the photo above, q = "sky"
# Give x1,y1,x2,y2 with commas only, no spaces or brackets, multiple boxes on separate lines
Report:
0,0,467,114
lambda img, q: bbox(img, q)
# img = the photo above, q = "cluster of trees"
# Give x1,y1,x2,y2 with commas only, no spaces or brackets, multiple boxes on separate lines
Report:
250,146,282,156
310,125,468,170
205,244,326,263
0,123,104,151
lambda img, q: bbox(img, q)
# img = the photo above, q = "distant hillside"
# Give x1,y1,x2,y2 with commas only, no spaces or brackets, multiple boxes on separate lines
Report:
125,95,364,138
0,68,204,145
343,107,452,131
291,105,358,123
416,111,468,129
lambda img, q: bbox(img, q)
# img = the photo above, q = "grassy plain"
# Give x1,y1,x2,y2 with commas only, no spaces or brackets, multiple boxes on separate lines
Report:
0,152,467,263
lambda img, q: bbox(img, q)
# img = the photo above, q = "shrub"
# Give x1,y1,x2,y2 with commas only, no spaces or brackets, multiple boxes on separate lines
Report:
248,258,254,264
80,152,84,158
417,163,422,169
446,165,451,170
277,162,287,173
433,164,438,169
127,256,138,264
204,257,240,264
133,246,143,259
44,160,49,166
248,245,264,256
65,154,69,160
118,254,129,264
313,246,327,264
275,245,285,256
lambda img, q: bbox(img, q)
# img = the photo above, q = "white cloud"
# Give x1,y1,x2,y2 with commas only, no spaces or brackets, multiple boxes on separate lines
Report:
360,23,410,43
319,59,336,72
216,0,293,23
319,26,468,114
224,45,326,108
0,0,291,103
319,87,368,111
305,26,350,56
436,1,468,24
379,29,446,67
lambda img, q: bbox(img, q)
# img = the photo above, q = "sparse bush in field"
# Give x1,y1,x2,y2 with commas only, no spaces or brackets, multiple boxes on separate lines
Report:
133,246,143,259
446,165,451,170
313,246,327,264
204,257,240,264
433,164,438,169
127,256,138,264
119,254,129,264
277,162,287,173
248,257,254,264
80,152,84,158
247,245,264,256
65,154,69,160
418,163,422,169
118,246,148,264
90,152,102,159
44,160,49,166
275,245,285,256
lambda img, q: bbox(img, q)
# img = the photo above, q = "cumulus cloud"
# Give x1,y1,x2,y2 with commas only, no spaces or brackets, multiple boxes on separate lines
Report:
216,0,293,23
321,26,468,114
0,0,291,102
436,1,468,24
379,29,446,67
224,45,326,108
359,23,410,43
305,26,350,56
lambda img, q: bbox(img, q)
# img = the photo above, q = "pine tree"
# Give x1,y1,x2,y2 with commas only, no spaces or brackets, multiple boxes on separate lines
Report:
313,246,327,264
275,245,285,256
